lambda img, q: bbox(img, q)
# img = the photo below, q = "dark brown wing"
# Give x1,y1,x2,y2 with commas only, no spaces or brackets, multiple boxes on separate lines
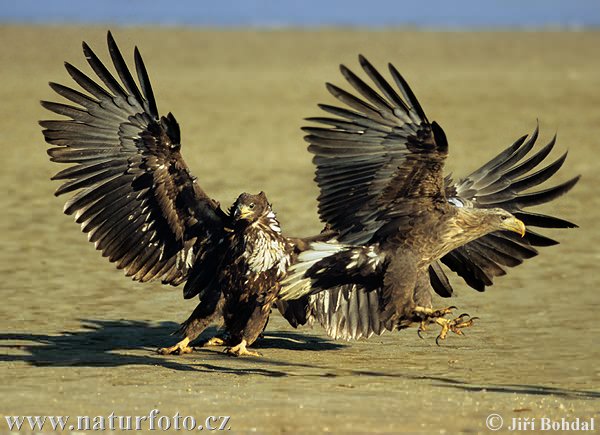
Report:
305,55,449,245
430,125,580,295
41,31,226,287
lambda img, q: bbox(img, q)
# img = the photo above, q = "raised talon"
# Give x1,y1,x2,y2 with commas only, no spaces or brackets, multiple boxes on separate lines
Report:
453,316,478,331
434,314,478,346
157,337,193,355
412,306,478,344
452,313,471,324
224,339,261,357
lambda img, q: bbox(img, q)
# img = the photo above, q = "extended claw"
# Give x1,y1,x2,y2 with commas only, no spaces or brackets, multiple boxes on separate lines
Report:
417,320,427,339
458,316,479,329
434,314,478,346
413,306,478,344
157,337,193,355
436,306,457,317
455,313,470,323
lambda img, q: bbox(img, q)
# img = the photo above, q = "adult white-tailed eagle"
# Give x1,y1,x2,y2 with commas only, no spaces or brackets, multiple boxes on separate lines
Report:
40,32,329,357
279,55,579,343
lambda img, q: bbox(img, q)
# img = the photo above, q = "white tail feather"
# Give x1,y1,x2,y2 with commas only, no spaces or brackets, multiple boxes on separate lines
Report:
279,240,347,301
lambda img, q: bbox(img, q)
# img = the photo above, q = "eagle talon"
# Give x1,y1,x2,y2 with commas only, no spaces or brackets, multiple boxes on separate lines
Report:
157,337,193,355
224,340,261,357
455,313,470,322
433,313,478,345
454,315,478,330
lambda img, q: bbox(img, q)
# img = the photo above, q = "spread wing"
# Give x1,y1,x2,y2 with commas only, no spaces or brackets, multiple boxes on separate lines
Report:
304,55,449,245
41,31,227,288
430,125,580,295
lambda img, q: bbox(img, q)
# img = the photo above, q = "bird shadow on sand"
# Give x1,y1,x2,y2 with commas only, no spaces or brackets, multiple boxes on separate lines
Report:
0,319,598,399
0,318,345,376
421,376,600,400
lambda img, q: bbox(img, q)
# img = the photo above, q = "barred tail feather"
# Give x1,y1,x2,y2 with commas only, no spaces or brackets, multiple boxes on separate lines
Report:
310,284,389,340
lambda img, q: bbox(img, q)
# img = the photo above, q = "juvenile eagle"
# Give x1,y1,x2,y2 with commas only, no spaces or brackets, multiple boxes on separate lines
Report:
40,32,326,357
279,55,579,343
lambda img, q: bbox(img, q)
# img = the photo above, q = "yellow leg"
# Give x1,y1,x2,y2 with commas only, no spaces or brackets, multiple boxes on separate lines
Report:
414,305,457,318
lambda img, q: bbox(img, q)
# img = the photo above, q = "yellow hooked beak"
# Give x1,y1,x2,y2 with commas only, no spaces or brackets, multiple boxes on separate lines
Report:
235,204,254,220
502,217,526,237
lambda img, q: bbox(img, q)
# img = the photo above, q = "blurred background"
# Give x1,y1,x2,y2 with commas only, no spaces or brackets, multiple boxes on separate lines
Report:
2,0,600,28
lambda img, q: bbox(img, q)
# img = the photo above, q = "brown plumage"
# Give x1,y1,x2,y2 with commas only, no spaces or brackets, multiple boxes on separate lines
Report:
279,55,580,342
40,31,326,357
168,192,299,356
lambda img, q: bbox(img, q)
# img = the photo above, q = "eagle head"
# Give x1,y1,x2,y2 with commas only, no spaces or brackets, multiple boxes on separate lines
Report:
231,191,272,223
445,207,527,256
482,208,526,237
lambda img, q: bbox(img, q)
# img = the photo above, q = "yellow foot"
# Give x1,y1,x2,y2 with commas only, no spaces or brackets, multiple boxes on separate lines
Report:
224,340,261,357
203,336,227,347
157,337,193,355
434,314,478,345
414,306,478,344
414,305,457,339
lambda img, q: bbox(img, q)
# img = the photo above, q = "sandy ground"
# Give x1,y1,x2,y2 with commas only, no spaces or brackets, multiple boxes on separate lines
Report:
0,26,599,433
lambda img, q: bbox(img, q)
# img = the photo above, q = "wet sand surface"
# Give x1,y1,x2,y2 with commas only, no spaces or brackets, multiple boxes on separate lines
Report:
0,26,599,433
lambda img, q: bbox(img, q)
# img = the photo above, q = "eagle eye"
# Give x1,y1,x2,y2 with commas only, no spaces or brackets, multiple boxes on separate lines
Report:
249,203,255,209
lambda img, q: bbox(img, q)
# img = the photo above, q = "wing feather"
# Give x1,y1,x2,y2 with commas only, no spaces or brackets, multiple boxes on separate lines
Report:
437,127,579,295
42,31,226,287
306,55,449,245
